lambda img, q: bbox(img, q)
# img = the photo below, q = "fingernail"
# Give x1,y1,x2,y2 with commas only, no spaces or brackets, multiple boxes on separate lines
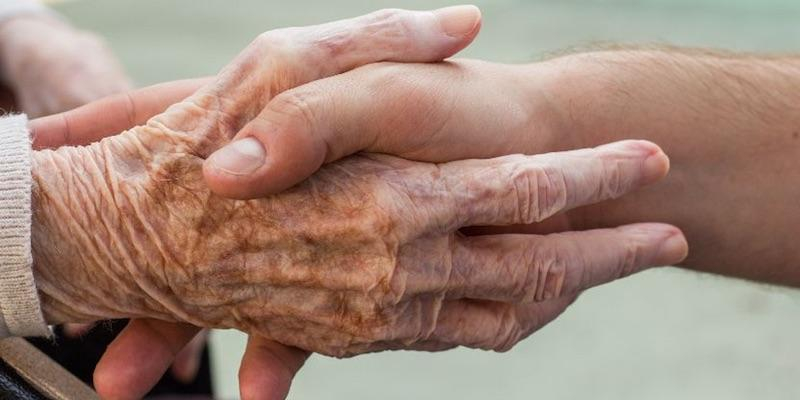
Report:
655,231,689,266
642,150,670,183
208,137,266,175
434,5,481,38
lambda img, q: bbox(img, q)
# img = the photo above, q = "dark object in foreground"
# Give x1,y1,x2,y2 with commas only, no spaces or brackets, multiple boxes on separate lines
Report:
28,320,212,398
0,337,95,399
0,355,46,400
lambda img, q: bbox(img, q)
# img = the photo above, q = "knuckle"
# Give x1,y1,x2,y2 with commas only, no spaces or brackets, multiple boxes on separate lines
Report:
615,231,645,278
493,307,522,352
601,158,627,198
253,30,281,48
331,294,388,341
122,91,138,128
366,320,392,342
510,246,538,302
509,162,567,223
374,248,404,305
249,30,296,62
371,8,403,19
311,8,412,66
526,243,568,302
270,89,319,132
367,8,408,26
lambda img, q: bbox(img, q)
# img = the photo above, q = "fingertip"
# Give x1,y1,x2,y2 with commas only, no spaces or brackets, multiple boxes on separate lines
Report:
642,148,670,184
94,320,200,400
28,113,68,150
605,139,662,155
657,228,689,265
239,354,291,400
94,342,141,400
239,338,309,400
621,223,688,266
432,5,482,55
602,139,670,184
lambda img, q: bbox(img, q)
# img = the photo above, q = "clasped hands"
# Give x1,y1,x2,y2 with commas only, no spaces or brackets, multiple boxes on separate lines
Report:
29,6,688,399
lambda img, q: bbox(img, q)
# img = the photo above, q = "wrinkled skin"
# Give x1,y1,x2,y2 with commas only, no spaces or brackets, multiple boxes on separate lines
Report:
31,123,678,357
29,8,685,359
0,14,131,117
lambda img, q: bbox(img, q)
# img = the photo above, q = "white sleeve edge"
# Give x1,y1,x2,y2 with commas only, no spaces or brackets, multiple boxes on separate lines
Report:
0,113,49,337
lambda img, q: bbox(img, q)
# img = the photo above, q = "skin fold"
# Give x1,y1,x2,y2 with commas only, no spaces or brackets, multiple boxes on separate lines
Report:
30,111,682,356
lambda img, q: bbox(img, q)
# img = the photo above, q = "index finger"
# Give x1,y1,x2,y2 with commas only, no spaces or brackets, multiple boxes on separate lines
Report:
94,319,201,400
447,223,688,303
239,336,310,400
433,140,670,231
29,77,210,149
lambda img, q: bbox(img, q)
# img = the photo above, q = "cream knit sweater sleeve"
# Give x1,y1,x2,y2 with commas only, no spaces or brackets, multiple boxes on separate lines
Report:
0,114,49,337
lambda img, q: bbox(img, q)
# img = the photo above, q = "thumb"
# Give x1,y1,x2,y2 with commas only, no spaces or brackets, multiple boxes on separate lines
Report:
203,5,482,199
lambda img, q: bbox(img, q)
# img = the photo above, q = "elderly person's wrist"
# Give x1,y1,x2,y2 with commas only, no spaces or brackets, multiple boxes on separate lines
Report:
30,137,170,325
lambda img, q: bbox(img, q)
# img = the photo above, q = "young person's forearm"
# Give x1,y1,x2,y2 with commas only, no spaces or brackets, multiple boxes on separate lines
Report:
538,49,800,285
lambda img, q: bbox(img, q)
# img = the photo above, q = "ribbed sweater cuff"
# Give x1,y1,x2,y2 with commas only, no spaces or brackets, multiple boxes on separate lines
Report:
0,114,48,337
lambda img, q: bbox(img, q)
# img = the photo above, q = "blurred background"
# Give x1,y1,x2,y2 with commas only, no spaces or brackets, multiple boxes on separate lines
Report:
47,0,800,399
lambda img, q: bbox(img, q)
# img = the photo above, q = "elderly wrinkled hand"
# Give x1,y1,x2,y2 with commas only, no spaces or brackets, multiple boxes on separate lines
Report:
0,13,130,117
33,109,685,356
32,81,685,398
28,6,686,357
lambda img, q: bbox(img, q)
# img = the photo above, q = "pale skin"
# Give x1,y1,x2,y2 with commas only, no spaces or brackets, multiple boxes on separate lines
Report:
27,7,688,400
